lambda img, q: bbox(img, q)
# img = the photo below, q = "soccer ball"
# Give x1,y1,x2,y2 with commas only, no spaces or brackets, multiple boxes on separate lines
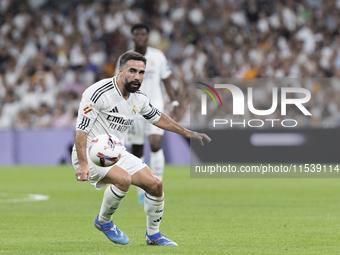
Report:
88,134,123,167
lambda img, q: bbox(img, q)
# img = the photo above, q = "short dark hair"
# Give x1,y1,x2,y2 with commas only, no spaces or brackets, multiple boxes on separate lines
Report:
131,24,149,34
119,52,147,67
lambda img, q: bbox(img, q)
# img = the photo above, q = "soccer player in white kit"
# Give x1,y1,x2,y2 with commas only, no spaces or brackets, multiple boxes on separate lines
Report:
72,52,210,246
115,24,179,203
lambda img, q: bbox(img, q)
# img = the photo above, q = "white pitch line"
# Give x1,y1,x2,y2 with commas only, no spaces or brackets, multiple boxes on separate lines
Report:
0,193,49,203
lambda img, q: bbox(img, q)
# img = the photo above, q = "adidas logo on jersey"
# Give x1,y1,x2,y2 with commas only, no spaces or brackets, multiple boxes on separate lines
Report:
110,106,119,113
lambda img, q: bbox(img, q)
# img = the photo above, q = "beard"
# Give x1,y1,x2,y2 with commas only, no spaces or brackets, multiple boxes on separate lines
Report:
123,78,141,93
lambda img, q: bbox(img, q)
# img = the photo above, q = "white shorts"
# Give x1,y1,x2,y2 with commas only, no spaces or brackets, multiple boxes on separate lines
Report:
71,148,147,190
126,115,164,145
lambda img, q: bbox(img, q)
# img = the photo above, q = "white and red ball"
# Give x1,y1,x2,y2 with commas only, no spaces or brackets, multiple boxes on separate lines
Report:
88,134,123,167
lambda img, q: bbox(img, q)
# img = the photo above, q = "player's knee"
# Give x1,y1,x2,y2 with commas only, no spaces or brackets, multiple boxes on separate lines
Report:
149,135,162,152
132,144,144,158
116,174,131,191
150,177,163,197
150,142,162,152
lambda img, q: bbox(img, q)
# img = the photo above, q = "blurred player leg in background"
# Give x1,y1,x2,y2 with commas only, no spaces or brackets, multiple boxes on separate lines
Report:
148,128,165,181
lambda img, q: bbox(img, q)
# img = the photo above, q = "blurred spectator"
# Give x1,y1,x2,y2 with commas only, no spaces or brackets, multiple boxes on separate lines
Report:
51,105,73,128
0,0,340,130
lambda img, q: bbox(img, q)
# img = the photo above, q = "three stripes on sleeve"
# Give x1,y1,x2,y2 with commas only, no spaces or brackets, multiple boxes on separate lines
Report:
78,116,90,130
77,81,114,130
77,79,160,130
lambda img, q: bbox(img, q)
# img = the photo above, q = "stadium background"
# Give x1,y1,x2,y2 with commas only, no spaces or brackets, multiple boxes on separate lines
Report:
1,0,340,164
1,1,340,254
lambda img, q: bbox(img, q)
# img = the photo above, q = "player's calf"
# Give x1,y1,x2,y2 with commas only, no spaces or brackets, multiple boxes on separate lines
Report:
99,184,127,223
144,192,164,236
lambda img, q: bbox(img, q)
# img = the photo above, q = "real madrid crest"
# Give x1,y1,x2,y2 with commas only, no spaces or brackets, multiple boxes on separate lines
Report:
132,105,137,115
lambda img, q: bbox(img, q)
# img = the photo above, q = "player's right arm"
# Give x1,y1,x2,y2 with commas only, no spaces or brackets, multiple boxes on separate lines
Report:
75,130,91,181
74,85,103,181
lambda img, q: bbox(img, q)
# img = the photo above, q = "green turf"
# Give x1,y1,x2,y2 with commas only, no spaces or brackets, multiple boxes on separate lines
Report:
0,165,340,254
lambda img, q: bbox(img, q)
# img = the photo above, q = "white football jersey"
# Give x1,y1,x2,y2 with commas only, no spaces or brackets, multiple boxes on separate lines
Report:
75,76,161,147
115,47,172,110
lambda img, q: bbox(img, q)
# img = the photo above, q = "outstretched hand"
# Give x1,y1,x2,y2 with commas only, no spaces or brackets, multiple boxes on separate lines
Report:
75,165,91,181
190,131,211,146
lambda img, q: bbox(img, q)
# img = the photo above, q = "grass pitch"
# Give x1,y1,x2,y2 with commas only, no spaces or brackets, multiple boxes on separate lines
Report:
0,165,339,254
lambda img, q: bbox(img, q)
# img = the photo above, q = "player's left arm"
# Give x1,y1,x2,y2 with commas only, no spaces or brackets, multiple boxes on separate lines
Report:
139,95,210,145
153,112,211,146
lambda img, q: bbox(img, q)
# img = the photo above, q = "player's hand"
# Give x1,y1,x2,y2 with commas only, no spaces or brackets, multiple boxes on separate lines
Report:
190,131,211,146
170,101,180,122
75,164,91,181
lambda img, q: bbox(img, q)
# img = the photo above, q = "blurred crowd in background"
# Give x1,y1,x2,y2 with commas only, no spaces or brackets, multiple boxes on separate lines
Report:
1,0,340,130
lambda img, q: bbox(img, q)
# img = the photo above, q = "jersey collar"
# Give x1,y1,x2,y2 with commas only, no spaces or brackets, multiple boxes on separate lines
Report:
113,76,123,97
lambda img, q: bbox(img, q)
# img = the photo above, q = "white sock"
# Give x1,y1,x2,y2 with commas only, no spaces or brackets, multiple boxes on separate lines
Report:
144,192,164,236
137,156,145,197
150,149,165,181
99,184,127,224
